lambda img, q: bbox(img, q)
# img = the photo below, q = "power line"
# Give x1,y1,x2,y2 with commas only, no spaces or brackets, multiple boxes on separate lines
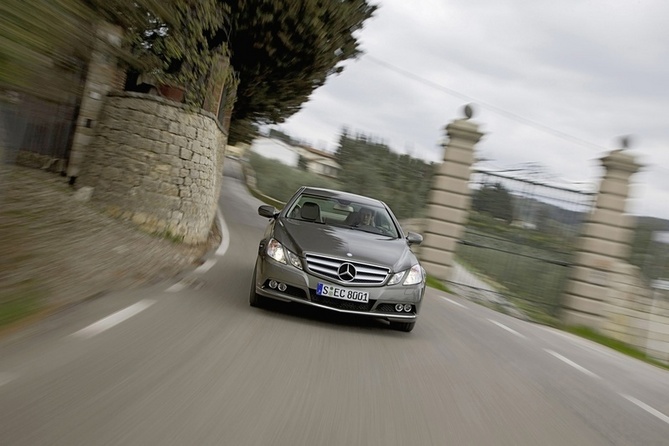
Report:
364,55,608,151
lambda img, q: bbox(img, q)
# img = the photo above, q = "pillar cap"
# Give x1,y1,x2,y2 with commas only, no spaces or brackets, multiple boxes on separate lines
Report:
601,149,642,175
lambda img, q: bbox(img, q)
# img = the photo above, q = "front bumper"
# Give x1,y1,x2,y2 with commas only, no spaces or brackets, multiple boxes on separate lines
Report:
254,256,424,322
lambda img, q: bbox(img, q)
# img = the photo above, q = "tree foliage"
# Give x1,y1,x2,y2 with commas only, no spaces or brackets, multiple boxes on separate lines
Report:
0,0,175,101
471,183,514,223
125,0,231,107
1,0,232,108
222,0,378,143
334,131,434,220
248,151,339,202
1,0,91,100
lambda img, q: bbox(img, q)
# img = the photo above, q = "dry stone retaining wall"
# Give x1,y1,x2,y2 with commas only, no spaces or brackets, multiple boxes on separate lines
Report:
82,92,227,244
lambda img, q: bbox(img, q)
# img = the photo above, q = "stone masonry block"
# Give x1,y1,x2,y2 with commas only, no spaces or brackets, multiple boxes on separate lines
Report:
588,209,628,227
144,128,159,141
597,193,628,213
562,293,606,316
569,266,611,287
422,232,459,254
444,145,476,165
425,219,466,240
421,262,452,282
582,222,632,244
419,245,455,267
174,135,188,148
580,237,628,259
432,175,471,195
598,178,630,198
434,162,471,181
562,309,604,329
167,145,180,157
565,280,608,302
573,251,616,271
180,148,193,160
427,190,470,210
425,204,469,226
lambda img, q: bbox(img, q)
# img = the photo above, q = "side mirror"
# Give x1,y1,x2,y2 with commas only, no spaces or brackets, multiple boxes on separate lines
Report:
258,205,278,219
406,232,423,246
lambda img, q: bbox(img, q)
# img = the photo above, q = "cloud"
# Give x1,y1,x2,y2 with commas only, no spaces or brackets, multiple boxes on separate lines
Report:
278,0,669,218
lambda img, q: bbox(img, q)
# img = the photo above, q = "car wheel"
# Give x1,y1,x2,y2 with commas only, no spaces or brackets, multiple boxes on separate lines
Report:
249,265,264,308
391,321,415,332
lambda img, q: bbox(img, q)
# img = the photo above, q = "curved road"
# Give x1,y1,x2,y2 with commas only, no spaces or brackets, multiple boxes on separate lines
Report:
1,160,668,445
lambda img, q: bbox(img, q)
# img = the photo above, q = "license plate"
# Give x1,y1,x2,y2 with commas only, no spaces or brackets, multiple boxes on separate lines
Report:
316,283,369,303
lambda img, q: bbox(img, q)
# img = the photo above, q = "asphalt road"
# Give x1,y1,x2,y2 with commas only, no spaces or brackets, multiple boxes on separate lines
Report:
1,160,668,445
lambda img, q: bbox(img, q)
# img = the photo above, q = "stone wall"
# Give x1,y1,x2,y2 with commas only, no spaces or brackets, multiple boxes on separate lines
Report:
81,92,227,244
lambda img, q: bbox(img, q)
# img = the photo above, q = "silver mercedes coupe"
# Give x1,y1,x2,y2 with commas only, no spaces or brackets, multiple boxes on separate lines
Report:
249,186,426,332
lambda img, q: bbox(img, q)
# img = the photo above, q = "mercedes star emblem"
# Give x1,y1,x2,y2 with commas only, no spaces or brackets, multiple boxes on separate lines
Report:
337,263,356,282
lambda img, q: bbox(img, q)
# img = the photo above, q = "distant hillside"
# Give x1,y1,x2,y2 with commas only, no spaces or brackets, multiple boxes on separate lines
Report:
635,216,669,232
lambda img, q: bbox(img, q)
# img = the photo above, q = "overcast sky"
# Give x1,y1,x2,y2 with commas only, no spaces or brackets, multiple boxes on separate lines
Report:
274,0,669,220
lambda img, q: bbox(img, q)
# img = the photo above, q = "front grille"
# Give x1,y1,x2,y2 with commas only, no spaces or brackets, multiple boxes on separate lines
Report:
310,291,374,312
305,253,389,285
375,303,398,313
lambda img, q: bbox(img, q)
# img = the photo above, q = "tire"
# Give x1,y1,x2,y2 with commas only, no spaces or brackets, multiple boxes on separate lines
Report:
390,321,415,332
249,265,264,308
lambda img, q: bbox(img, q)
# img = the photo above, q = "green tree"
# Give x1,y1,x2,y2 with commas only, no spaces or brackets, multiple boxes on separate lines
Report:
334,132,434,220
222,0,378,144
472,183,514,223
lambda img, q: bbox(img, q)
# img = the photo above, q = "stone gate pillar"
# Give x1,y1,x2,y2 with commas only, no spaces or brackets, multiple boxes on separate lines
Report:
562,142,642,328
420,106,484,282
66,22,124,182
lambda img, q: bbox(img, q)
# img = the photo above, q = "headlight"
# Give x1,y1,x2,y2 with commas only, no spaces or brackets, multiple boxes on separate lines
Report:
388,271,405,285
266,238,302,270
286,249,303,270
388,264,423,286
403,264,423,285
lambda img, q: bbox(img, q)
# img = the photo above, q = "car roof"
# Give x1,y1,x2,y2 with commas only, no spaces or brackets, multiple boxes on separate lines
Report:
299,187,386,208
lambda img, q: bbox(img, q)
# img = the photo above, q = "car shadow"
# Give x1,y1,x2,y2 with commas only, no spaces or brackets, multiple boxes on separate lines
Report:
254,297,402,333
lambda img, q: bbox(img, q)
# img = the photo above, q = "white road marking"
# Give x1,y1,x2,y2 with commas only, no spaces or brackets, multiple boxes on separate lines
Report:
167,210,230,292
621,394,669,425
166,282,187,293
538,326,617,359
440,296,467,309
71,300,155,338
194,258,217,274
545,349,601,379
488,319,526,338
216,208,230,257
0,373,16,387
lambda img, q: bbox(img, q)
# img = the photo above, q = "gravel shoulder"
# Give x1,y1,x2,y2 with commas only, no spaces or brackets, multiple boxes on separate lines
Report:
0,165,220,331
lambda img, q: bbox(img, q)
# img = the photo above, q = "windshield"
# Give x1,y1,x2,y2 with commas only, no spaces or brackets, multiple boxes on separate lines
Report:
285,194,400,238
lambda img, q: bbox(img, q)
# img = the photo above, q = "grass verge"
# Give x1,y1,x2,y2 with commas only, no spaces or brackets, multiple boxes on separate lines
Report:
426,275,451,294
565,326,669,371
0,280,45,329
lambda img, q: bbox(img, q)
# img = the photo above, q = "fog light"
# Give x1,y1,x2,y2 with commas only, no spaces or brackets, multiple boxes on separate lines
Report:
269,280,278,289
395,304,404,312
403,304,412,312
278,283,287,292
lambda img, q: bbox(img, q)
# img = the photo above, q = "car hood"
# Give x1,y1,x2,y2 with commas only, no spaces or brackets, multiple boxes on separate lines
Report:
275,219,417,272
